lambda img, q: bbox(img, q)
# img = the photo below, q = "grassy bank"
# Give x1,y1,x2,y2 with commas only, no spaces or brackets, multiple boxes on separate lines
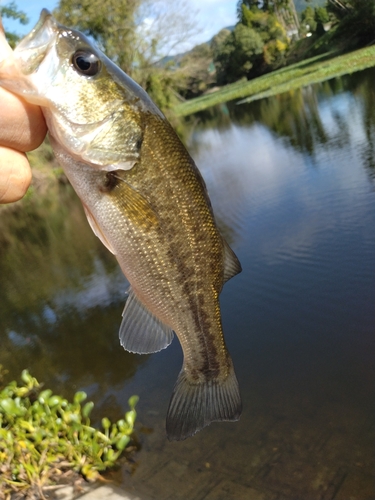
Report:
174,44,375,117
0,367,138,498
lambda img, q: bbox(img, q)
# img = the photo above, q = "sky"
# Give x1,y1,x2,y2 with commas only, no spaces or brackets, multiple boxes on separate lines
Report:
1,0,238,50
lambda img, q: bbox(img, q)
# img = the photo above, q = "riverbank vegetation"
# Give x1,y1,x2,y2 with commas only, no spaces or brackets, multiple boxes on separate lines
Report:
0,0,373,195
0,366,138,499
2,0,375,117
174,44,375,116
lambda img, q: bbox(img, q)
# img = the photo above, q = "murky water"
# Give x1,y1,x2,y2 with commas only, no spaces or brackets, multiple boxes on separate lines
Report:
1,68,374,499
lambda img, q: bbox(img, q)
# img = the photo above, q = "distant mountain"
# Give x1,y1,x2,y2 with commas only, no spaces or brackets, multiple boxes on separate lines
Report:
294,0,327,12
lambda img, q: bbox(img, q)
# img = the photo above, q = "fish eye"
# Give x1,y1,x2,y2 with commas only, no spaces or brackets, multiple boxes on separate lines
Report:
72,50,101,76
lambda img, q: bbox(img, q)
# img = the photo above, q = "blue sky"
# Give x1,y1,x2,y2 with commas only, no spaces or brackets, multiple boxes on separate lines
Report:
2,0,237,49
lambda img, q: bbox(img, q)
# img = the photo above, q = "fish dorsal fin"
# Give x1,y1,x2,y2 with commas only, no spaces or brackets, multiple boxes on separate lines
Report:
120,288,174,354
223,238,242,283
83,204,116,255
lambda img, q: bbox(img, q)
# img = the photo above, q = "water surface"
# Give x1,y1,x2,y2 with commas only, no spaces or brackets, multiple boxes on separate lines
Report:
1,68,374,499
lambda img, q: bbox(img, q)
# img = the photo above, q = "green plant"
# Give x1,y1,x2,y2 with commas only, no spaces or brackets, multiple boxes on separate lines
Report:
0,366,138,498
174,44,375,116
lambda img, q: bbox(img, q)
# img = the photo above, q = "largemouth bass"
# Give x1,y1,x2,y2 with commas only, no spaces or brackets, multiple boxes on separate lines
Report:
0,10,242,440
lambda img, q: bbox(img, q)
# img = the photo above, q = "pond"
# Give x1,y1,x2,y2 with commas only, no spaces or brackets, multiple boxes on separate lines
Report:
1,67,374,499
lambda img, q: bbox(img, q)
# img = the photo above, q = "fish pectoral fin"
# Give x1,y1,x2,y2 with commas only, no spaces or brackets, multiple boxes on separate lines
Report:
82,204,116,254
119,288,174,354
166,359,242,441
109,175,160,229
223,238,242,283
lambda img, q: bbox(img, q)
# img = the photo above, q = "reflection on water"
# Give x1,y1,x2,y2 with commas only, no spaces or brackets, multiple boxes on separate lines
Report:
1,68,375,498
188,67,375,173
0,186,146,419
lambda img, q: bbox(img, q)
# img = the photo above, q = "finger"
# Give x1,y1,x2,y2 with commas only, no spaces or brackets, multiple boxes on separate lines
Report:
0,146,32,203
0,87,47,152
0,21,47,152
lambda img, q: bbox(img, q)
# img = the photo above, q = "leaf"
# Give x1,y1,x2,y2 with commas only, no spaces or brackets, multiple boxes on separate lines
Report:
48,395,63,407
125,410,136,428
116,435,130,452
101,417,111,430
0,397,25,416
73,391,87,405
128,395,139,409
82,401,94,419
38,389,52,404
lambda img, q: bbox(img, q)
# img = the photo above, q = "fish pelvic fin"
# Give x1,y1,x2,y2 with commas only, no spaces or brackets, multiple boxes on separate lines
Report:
120,288,174,354
166,359,242,441
223,238,242,283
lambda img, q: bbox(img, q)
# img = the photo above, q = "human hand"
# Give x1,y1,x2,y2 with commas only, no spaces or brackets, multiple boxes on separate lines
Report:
0,18,47,204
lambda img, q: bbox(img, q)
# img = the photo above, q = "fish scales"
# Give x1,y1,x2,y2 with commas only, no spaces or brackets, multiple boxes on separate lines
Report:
0,9,242,440
103,114,227,376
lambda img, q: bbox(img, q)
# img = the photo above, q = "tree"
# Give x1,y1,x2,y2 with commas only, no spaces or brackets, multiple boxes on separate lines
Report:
239,0,290,12
211,29,232,60
179,43,216,98
300,6,317,33
135,0,199,65
214,23,264,84
210,29,232,85
214,4,289,84
326,0,375,47
0,1,28,48
238,0,300,34
315,6,330,24
314,6,330,35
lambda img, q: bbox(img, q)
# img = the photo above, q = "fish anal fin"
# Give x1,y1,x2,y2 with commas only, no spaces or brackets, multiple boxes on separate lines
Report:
166,359,242,441
120,288,174,354
223,238,242,283
83,204,116,255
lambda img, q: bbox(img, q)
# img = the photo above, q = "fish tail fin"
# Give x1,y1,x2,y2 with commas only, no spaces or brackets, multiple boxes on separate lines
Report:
166,360,242,441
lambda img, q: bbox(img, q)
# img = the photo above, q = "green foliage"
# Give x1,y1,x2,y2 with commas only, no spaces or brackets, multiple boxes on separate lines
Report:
326,0,375,48
0,366,138,498
215,5,289,84
211,29,232,60
0,1,29,48
314,6,329,24
174,44,375,116
143,70,181,111
0,1,28,27
300,6,317,33
238,0,292,14
179,43,216,98
214,23,264,83
238,0,300,35
300,5,330,36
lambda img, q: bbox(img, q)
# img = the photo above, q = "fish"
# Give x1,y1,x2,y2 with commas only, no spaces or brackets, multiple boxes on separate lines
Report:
0,10,242,440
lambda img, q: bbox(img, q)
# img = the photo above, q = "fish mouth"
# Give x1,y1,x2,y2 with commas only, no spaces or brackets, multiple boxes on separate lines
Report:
14,9,58,75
